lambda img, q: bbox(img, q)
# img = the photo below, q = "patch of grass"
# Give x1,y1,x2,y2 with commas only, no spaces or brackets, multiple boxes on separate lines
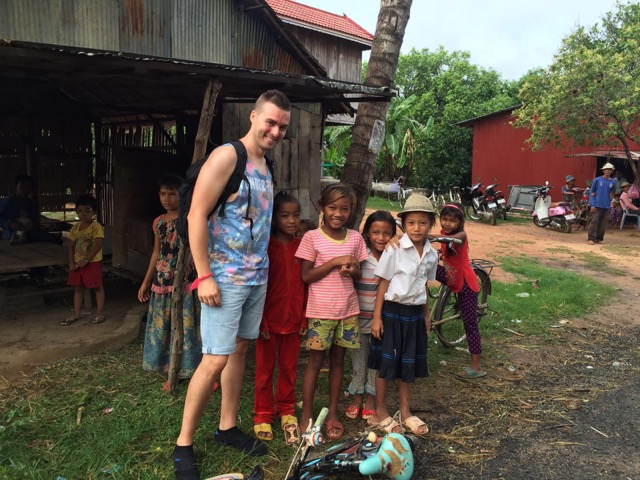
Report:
366,195,398,212
574,251,625,275
546,246,573,254
0,255,620,480
602,244,639,256
0,342,305,479
502,213,532,225
479,255,617,341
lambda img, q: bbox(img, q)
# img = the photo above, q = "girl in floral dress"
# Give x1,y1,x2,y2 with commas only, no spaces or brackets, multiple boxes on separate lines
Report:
138,175,201,386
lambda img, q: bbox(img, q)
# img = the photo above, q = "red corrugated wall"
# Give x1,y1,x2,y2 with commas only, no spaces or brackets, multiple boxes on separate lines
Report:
470,112,639,200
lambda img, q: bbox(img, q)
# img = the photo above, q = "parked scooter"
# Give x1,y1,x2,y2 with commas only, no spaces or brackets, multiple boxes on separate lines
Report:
485,182,509,220
465,182,498,225
531,183,575,233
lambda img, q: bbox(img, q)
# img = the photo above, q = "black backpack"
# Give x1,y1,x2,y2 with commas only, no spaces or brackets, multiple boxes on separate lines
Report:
177,140,274,246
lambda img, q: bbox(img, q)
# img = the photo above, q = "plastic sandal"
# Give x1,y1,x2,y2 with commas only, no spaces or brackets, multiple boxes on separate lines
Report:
367,416,401,434
252,423,274,441
402,415,429,435
91,315,106,324
325,419,344,440
281,414,299,444
60,317,79,326
345,404,361,419
360,408,376,420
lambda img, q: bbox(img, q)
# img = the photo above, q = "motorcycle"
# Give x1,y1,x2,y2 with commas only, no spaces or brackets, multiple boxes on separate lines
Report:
465,182,498,225
485,182,509,220
531,183,575,233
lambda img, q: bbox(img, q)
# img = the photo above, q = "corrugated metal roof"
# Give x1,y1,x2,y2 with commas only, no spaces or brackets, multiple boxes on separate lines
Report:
566,151,640,161
265,0,373,44
0,0,327,76
0,40,393,121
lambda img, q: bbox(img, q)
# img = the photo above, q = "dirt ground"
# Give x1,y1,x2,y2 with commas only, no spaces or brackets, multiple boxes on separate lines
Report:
1,214,639,479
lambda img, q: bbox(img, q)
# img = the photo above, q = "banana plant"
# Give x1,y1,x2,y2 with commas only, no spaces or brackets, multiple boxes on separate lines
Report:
383,95,434,169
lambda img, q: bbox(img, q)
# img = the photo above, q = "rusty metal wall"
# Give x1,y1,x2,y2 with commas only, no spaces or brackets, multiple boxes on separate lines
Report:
0,0,120,51
470,113,640,200
0,0,306,73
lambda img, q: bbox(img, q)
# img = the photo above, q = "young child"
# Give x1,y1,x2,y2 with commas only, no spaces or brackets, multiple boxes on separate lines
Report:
138,175,201,385
253,192,307,444
438,203,484,378
62,194,105,326
346,210,397,421
369,194,438,435
295,183,368,440
296,218,317,238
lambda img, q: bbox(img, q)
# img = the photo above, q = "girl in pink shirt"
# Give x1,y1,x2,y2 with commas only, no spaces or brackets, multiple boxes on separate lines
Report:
295,183,368,440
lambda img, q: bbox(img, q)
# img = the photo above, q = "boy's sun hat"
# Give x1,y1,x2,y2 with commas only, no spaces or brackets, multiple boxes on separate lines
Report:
620,181,630,188
601,162,615,170
398,194,435,218
565,175,575,182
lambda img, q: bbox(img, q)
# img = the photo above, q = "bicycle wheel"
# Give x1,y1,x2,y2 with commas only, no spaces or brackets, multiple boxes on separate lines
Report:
433,287,466,347
474,268,490,316
434,269,490,347
399,190,407,208
388,189,398,207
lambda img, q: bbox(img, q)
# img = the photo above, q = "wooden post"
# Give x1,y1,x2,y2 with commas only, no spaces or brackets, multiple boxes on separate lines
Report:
167,78,222,392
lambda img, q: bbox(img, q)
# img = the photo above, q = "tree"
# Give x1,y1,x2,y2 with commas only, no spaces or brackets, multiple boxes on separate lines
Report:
340,0,413,229
378,94,433,181
515,2,640,182
394,48,519,189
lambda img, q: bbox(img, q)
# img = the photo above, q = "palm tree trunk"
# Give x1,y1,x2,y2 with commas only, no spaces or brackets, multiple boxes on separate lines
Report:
341,0,413,228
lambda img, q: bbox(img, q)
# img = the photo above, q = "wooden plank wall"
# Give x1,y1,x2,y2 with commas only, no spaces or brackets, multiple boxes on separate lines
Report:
221,102,323,221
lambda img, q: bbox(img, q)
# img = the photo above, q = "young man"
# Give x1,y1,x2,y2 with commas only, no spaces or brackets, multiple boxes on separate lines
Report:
173,90,291,480
588,163,616,245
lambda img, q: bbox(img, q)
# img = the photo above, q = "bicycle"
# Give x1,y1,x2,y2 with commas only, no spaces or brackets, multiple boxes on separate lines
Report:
388,176,413,208
285,409,415,480
428,237,496,347
449,186,463,204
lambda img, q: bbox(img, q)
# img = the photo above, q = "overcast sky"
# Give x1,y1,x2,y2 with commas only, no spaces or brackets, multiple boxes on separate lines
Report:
297,0,623,81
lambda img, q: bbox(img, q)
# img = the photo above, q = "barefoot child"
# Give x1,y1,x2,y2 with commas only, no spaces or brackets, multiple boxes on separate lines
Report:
369,194,437,435
62,195,106,326
253,192,307,444
438,203,485,378
346,210,396,421
296,183,368,440
138,175,201,386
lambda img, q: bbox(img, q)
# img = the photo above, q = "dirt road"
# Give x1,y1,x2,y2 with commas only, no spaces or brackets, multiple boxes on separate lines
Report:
407,216,640,480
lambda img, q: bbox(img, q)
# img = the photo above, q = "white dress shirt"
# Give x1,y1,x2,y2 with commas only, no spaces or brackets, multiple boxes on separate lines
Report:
374,233,438,306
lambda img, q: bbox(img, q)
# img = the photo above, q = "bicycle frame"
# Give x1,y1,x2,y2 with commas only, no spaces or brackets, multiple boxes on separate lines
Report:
290,433,414,480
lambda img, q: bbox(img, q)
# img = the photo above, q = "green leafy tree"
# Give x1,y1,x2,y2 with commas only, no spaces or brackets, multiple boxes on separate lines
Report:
322,125,351,178
515,2,640,182
393,48,519,189
378,94,434,181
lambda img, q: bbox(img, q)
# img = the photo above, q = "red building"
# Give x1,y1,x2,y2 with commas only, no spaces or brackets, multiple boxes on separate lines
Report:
458,107,640,201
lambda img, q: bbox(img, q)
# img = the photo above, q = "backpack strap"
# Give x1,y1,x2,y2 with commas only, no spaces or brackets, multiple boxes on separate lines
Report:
216,140,248,219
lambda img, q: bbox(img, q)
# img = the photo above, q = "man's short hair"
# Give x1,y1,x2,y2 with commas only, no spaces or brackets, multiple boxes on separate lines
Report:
255,90,291,112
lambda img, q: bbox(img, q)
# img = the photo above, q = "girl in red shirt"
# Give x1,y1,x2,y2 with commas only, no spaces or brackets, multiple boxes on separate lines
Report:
253,192,307,444
438,203,485,379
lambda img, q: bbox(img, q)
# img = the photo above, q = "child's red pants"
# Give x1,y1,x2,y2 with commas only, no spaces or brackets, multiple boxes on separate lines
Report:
254,331,301,424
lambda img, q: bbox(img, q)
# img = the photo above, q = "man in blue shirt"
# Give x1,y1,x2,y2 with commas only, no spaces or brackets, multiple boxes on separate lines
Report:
588,163,616,245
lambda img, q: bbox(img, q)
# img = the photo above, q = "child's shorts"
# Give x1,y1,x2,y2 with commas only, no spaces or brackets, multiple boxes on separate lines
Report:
307,316,360,350
67,261,103,288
